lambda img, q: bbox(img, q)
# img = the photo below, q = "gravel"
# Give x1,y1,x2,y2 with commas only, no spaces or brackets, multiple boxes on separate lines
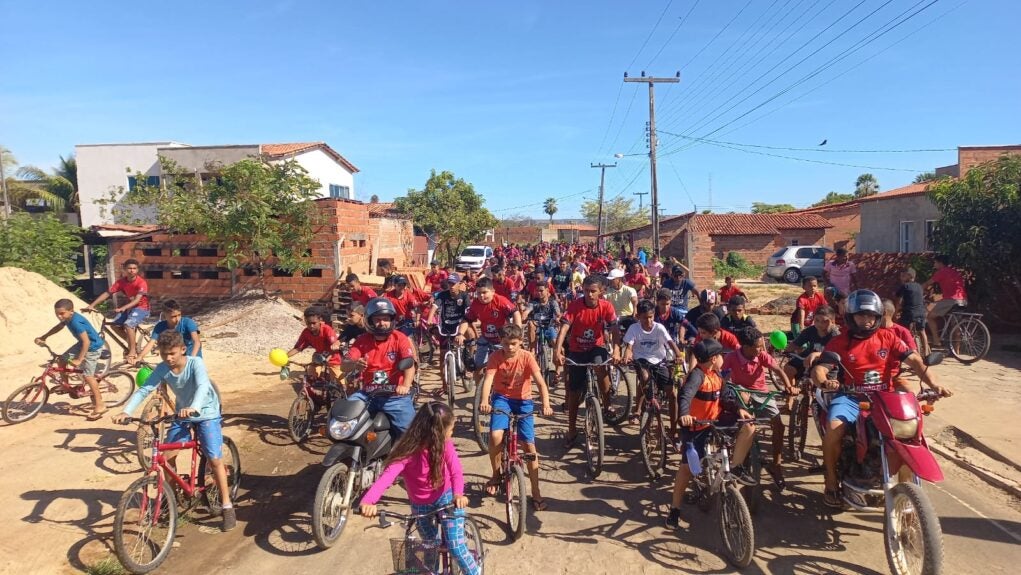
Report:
194,292,306,356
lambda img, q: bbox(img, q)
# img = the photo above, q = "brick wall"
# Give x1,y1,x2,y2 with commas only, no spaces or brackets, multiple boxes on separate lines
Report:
958,146,1021,175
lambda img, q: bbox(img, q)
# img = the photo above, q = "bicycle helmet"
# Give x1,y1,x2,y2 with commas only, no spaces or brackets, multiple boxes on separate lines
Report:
698,288,718,306
845,289,883,339
364,297,398,337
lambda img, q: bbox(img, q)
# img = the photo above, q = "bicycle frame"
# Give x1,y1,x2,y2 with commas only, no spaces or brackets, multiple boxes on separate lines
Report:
150,437,204,498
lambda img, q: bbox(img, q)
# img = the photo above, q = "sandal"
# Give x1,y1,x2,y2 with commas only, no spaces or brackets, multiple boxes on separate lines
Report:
86,409,108,421
823,488,843,508
628,413,641,425
484,478,501,497
531,497,548,512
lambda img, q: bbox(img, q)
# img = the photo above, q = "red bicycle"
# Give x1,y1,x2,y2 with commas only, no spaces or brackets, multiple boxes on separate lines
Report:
490,408,535,541
2,344,134,424
284,354,350,443
113,414,241,574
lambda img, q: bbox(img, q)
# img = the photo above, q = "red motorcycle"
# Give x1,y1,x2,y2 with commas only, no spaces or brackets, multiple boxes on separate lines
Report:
814,360,945,575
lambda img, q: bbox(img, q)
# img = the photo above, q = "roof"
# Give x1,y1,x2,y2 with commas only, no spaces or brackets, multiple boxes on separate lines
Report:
860,183,930,201
691,212,833,236
260,142,360,174
367,202,405,218
90,223,162,239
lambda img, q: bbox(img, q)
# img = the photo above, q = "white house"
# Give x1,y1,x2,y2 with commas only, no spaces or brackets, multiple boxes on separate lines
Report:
75,141,359,228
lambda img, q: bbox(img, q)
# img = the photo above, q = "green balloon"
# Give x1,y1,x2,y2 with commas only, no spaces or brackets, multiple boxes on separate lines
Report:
136,365,153,388
769,330,788,351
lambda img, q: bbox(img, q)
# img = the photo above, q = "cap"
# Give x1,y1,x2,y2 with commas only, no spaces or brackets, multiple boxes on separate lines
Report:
608,268,625,279
671,265,685,276
446,272,461,284
693,339,725,363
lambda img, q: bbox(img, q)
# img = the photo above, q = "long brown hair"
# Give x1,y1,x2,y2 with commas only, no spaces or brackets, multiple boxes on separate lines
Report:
384,402,454,489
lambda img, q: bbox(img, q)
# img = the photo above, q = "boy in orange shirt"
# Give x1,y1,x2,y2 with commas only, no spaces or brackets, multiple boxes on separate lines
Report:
479,324,554,511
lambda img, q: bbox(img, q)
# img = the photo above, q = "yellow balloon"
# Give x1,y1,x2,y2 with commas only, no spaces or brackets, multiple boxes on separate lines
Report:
269,348,289,368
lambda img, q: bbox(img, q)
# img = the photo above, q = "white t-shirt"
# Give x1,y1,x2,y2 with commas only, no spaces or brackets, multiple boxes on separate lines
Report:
623,322,674,364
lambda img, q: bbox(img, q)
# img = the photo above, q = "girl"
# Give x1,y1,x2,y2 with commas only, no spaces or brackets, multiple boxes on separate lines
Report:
360,402,480,575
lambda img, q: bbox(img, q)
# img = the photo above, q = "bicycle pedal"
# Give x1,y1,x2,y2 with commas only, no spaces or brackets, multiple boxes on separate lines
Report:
522,453,537,462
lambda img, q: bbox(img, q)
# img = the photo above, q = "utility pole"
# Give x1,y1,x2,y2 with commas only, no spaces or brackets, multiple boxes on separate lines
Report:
624,71,679,258
590,162,616,251
0,147,10,218
633,190,648,209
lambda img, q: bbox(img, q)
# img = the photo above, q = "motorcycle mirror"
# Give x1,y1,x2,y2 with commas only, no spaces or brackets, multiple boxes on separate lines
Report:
923,352,944,367
396,357,415,371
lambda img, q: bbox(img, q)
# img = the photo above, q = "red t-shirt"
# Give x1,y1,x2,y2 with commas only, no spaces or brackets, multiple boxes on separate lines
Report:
525,279,554,300
349,286,378,308
563,299,617,353
796,292,828,325
492,277,515,300
466,294,516,343
625,272,649,291
426,270,448,292
109,276,150,310
485,349,542,400
386,289,424,322
722,349,777,392
295,323,341,365
823,330,913,392
887,323,917,352
931,266,967,301
589,258,608,273
695,328,740,352
718,285,745,304
508,273,526,292
346,331,415,392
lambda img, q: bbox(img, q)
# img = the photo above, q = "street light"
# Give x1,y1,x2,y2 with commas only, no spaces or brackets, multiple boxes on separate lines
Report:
614,152,647,158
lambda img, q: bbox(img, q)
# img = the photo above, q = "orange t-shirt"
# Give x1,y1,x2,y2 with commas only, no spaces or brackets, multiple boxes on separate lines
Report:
485,349,542,400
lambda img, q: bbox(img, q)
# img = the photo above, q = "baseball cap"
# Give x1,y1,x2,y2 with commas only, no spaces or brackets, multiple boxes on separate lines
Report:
446,272,462,284
693,339,725,364
608,268,625,279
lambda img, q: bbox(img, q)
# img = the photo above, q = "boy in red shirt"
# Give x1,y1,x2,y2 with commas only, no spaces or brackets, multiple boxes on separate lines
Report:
457,278,521,386
793,276,827,335
85,258,150,358
490,267,515,300
286,306,343,382
425,261,448,293
346,273,378,308
923,254,968,348
718,276,745,308
479,324,554,510
688,313,740,373
386,275,428,336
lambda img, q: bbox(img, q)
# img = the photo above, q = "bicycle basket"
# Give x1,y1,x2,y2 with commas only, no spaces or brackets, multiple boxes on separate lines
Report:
390,538,440,574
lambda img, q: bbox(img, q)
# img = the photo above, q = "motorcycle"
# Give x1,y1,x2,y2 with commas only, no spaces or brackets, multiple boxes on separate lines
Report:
813,351,945,575
310,357,415,549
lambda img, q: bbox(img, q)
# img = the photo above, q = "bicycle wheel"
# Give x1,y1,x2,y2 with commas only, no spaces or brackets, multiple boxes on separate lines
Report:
113,474,178,574
134,393,169,470
639,409,668,481
287,394,315,443
455,515,486,575
605,365,633,426
742,441,764,515
583,395,605,479
2,379,49,424
312,462,357,549
415,328,434,365
948,316,991,364
95,338,114,377
471,384,490,452
100,370,135,408
444,352,458,411
719,483,755,568
506,463,528,541
787,395,804,462
200,436,242,515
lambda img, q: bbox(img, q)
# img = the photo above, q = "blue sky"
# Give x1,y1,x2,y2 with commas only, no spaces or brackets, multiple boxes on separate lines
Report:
2,0,1019,219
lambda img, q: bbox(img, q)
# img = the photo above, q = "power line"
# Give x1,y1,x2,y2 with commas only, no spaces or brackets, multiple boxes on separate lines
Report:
645,0,702,69
682,0,755,70
595,82,625,156
492,188,595,213
685,137,929,172
656,130,954,153
626,0,676,71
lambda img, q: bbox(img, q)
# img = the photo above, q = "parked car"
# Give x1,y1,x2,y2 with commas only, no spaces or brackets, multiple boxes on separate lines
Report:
766,245,833,284
455,245,493,272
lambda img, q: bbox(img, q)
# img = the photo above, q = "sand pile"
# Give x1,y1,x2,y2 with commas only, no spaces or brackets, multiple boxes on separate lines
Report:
0,267,90,358
194,292,306,356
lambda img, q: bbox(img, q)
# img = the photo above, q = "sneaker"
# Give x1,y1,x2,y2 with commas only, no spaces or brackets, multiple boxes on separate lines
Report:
666,507,681,528
221,507,236,532
730,465,758,486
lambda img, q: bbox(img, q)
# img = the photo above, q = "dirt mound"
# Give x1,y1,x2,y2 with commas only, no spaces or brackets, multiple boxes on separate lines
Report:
194,292,306,356
0,267,90,358
754,295,797,316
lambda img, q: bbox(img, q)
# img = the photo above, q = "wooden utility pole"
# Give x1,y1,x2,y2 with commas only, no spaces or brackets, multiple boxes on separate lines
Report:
624,71,679,258
0,147,10,218
591,162,616,251
633,190,649,209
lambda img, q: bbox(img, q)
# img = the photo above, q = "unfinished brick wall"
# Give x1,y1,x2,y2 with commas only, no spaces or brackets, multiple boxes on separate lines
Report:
958,146,1021,175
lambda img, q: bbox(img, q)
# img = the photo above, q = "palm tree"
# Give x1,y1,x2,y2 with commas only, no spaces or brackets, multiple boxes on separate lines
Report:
543,197,558,221
10,154,78,212
854,173,879,198
913,171,938,184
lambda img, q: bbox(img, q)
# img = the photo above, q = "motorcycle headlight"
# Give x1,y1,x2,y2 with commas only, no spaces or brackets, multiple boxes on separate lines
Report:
889,418,918,440
328,418,357,440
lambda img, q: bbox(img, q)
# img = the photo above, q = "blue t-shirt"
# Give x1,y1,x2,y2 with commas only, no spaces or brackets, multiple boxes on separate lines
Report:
655,306,694,341
152,317,202,357
662,277,696,310
638,249,648,266
67,312,104,352
123,356,220,421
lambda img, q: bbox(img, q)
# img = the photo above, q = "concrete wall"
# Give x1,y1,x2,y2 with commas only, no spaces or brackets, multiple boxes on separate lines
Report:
76,143,188,228
158,146,258,172
295,148,355,200
857,195,940,253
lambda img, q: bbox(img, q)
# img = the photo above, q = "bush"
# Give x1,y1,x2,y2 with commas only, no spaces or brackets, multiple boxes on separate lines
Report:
713,251,765,280
0,213,83,286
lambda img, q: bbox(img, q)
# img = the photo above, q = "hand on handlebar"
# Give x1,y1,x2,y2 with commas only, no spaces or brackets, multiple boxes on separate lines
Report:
177,407,198,418
554,350,565,367
480,401,492,414
679,414,695,427
34,338,46,347
931,384,953,398
395,384,412,396
822,378,841,391
455,495,469,509
541,403,554,417
360,504,378,518
111,412,131,425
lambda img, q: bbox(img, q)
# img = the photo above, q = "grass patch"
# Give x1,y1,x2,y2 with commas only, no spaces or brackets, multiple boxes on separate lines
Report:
86,557,128,575
713,252,765,280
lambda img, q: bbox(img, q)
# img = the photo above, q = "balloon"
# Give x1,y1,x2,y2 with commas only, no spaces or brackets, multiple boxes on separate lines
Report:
769,330,788,351
136,365,153,388
269,348,289,368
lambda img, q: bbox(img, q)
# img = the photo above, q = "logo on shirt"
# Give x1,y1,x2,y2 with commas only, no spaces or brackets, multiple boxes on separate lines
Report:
485,324,498,337
877,349,888,359
387,351,397,361
491,310,499,318
580,329,596,344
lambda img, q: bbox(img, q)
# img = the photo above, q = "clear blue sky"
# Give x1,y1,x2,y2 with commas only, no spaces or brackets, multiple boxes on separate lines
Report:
2,0,1019,219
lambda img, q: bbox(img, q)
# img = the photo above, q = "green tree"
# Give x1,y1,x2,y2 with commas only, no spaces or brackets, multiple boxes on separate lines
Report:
0,213,83,285
751,202,796,214
928,155,1021,308
394,170,497,262
580,196,646,234
854,173,879,197
812,191,856,206
114,157,322,282
913,171,939,184
13,155,78,212
543,197,558,221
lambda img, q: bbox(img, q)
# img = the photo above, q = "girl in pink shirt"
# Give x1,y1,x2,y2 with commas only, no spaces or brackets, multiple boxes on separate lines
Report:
360,402,480,575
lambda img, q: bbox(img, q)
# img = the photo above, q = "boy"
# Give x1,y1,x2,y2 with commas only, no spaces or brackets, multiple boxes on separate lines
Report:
895,267,927,353
792,276,827,335
654,288,695,344
551,260,572,300
479,324,554,510
457,278,521,386
667,339,755,528
36,299,107,420
286,306,342,382
720,295,757,333
432,273,470,339
346,273,378,308
425,260,448,293
783,305,840,383
339,304,367,344
623,299,684,434
85,258,149,359
688,313,740,373
684,289,724,327
663,265,697,312
385,275,429,336
114,332,234,531
490,267,515,301
131,299,201,363
718,276,745,308
883,299,917,352
605,269,639,331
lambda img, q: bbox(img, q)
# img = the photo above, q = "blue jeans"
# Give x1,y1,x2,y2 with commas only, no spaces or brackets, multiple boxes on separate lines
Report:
113,308,150,329
410,490,481,575
348,390,416,437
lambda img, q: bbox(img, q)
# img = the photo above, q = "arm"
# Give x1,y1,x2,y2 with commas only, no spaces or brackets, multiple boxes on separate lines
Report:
86,291,111,310
360,457,411,513
184,359,215,417
444,442,467,508
189,321,202,357
117,364,166,419
904,353,952,397
768,363,795,394
677,372,702,425
553,322,570,365
512,309,522,327
116,293,145,313
134,338,157,363
479,368,496,413
35,322,64,345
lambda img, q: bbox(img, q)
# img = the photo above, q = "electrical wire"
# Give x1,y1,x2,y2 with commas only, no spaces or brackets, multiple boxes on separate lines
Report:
656,130,954,153
687,138,929,172
645,0,702,69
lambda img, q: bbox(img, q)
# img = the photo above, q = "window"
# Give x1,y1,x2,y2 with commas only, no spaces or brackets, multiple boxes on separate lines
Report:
790,239,800,246
329,184,351,199
925,220,937,251
144,270,164,279
795,247,815,259
302,268,324,278
127,176,160,191
900,221,915,253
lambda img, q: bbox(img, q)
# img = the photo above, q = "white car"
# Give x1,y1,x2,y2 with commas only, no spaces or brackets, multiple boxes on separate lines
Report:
455,245,493,272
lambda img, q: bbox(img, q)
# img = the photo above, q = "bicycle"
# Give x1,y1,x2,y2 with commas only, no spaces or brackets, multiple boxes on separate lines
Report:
687,418,757,569
489,408,536,540
370,504,485,575
918,304,990,364
2,344,134,424
411,313,438,366
726,384,790,515
632,359,677,481
285,354,349,443
563,357,623,479
530,320,558,391
439,328,473,412
113,414,241,574
84,309,154,369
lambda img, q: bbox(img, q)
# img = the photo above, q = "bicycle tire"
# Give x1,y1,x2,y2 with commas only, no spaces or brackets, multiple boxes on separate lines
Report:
444,352,458,412
312,462,356,549
583,395,605,479
415,328,434,365
200,436,242,515
113,474,178,574
471,384,490,453
287,394,315,443
456,514,486,575
719,483,755,568
506,463,528,541
639,410,668,481
605,365,633,426
2,380,49,424
787,396,804,462
742,441,764,515
135,393,169,470
948,316,991,364
100,370,135,409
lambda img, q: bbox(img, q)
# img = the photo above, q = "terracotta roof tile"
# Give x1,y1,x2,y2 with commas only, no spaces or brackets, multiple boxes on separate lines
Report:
260,142,360,173
691,213,833,236
863,183,929,200
367,202,410,219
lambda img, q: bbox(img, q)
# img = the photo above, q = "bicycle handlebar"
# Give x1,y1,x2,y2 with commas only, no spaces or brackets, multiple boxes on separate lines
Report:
490,408,536,420
564,358,614,367
366,503,458,527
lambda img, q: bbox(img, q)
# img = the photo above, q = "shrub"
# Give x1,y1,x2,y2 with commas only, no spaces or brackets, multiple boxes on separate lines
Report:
713,251,765,280
0,214,83,286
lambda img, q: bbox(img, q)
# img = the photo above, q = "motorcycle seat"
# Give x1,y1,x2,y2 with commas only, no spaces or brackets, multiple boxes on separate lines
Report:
372,412,391,431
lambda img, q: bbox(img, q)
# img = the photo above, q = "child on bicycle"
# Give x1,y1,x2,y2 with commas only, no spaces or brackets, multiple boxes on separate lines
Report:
359,402,480,575
131,299,202,363
479,324,555,511
84,258,149,359
667,339,754,528
113,332,235,531
36,299,107,420
623,299,684,434
457,278,521,387
286,306,342,383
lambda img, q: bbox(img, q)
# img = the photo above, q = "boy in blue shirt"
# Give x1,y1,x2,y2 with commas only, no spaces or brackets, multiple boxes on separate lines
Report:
130,299,202,363
36,299,107,420
114,331,235,531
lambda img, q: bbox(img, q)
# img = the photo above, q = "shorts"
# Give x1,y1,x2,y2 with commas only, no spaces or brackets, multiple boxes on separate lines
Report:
473,340,502,372
744,392,780,419
896,317,926,331
113,308,150,329
827,394,860,425
635,360,673,394
566,347,609,394
787,355,806,379
489,394,535,444
929,298,966,319
165,417,224,459
64,344,102,377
